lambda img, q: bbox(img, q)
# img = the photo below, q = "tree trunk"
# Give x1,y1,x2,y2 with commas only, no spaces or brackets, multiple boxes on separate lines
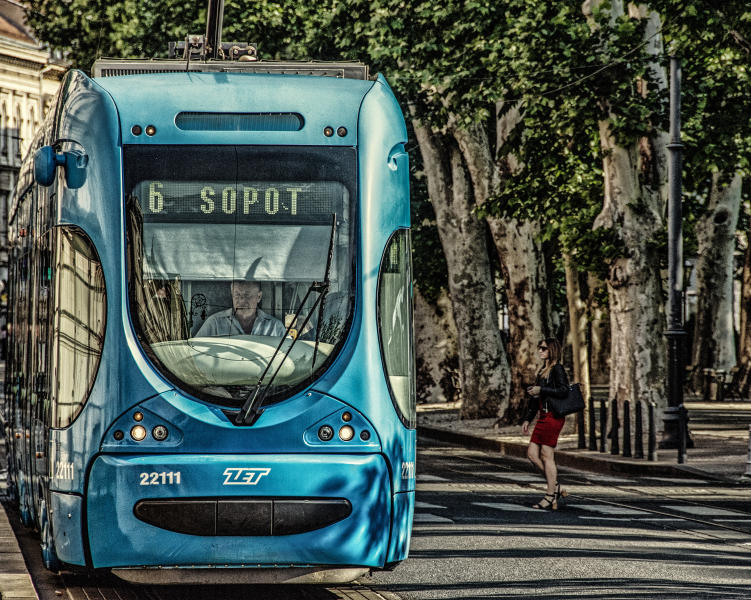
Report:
588,2,670,415
738,227,751,398
414,287,459,403
587,273,610,384
596,122,668,414
489,217,554,421
691,172,742,392
565,253,590,434
452,116,553,423
565,254,590,394
412,119,510,418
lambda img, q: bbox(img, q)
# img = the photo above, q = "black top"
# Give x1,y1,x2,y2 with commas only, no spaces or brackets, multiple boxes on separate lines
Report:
522,363,569,423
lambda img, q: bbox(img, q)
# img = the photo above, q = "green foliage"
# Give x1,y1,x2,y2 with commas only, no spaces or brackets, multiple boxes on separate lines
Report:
485,1,670,278
411,181,449,305
24,1,204,69
656,1,751,185
24,0,751,313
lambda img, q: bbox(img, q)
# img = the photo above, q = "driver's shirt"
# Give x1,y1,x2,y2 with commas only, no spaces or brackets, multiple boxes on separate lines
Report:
195,308,286,337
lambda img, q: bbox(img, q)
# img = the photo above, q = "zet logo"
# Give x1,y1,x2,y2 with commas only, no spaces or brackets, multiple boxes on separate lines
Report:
222,467,271,485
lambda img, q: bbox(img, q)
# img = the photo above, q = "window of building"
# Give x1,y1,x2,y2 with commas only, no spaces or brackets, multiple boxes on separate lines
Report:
50,227,106,428
0,102,6,155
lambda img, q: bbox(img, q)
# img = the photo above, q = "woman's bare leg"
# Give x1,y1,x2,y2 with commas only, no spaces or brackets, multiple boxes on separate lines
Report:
527,442,544,473
539,444,557,495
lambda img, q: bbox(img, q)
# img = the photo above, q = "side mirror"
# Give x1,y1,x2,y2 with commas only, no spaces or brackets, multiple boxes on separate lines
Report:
63,151,89,189
33,145,89,189
34,146,65,187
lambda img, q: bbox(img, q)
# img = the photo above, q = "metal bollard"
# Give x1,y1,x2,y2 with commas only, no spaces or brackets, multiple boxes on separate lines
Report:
588,396,597,451
577,407,586,449
634,400,644,459
599,398,607,453
716,370,726,403
623,400,632,458
702,368,713,403
742,425,751,480
678,403,687,464
610,400,620,455
648,401,657,461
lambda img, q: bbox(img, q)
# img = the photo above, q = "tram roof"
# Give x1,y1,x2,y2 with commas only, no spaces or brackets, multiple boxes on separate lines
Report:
92,59,370,80
89,65,380,146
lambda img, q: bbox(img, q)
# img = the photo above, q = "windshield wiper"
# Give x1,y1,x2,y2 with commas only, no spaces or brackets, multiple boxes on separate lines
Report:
235,214,337,426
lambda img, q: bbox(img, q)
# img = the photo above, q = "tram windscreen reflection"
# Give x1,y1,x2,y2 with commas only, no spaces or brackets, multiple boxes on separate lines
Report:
124,145,356,407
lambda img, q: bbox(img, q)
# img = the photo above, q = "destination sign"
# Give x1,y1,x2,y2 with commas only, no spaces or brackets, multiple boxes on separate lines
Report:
133,180,347,222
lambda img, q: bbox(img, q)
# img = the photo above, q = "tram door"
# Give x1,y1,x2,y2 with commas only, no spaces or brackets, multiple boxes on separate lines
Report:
17,192,35,522
31,226,53,512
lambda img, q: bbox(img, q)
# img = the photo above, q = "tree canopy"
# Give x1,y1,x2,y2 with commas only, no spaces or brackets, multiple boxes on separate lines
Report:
23,0,751,407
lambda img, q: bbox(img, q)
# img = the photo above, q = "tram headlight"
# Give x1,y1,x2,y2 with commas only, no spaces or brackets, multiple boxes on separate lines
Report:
339,425,355,442
130,425,147,441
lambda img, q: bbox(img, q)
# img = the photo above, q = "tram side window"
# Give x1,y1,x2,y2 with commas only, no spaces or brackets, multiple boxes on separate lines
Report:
50,227,106,428
377,230,416,429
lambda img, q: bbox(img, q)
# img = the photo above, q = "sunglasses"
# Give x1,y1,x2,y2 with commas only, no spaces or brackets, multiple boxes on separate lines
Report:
538,345,548,351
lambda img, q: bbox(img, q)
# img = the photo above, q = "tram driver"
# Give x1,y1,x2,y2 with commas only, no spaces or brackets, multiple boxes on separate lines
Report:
195,280,286,338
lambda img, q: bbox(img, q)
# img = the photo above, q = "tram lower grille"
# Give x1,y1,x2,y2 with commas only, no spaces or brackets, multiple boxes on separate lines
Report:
133,497,352,536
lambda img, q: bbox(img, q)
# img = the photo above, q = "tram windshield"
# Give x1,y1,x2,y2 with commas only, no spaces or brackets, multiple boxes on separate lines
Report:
124,145,356,407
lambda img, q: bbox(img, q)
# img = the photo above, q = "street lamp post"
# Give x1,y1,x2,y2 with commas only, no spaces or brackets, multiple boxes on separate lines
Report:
660,56,693,457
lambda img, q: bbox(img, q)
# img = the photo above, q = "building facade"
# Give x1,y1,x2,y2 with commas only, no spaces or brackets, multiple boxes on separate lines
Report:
0,0,65,287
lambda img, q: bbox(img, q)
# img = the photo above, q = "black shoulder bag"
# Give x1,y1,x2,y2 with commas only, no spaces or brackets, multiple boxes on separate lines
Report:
549,383,585,417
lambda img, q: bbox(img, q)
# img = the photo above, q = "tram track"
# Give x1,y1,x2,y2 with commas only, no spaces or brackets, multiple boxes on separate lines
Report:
418,447,751,543
54,572,391,600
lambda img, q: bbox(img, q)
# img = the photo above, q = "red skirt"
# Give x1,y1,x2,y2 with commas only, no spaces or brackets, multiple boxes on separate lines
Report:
531,410,565,447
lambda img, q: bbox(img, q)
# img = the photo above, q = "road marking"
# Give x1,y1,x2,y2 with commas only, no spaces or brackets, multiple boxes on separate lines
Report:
661,505,746,517
710,519,751,523
473,502,537,512
413,513,454,524
417,474,448,482
474,473,542,483
576,504,646,516
585,475,632,483
415,501,446,510
643,477,709,484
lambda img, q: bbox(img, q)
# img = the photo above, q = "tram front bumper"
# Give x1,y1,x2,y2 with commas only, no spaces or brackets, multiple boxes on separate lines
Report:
87,453,391,569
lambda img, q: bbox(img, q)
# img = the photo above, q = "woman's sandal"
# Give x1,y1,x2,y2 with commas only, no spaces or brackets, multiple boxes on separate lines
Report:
532,493,557,510
555,481,568,508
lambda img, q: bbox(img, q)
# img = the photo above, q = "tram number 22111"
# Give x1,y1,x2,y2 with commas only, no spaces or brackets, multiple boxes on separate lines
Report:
139,471,182,485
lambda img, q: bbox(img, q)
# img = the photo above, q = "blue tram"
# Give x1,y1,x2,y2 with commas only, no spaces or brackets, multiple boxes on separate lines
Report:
1,55,415,583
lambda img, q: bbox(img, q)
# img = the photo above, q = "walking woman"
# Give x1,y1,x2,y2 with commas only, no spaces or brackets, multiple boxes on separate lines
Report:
521,337,569,510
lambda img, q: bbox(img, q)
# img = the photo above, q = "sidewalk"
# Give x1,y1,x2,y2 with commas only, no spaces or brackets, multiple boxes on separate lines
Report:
0,505,37,600
0,463,37,599
418,402,751,484
0,361,37,598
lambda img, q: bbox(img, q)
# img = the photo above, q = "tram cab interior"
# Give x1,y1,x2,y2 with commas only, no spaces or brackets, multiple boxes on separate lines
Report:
122,142,357,407
131,226,353,406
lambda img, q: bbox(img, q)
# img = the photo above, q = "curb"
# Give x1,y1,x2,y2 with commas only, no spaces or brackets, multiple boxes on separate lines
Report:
417,425,747,485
